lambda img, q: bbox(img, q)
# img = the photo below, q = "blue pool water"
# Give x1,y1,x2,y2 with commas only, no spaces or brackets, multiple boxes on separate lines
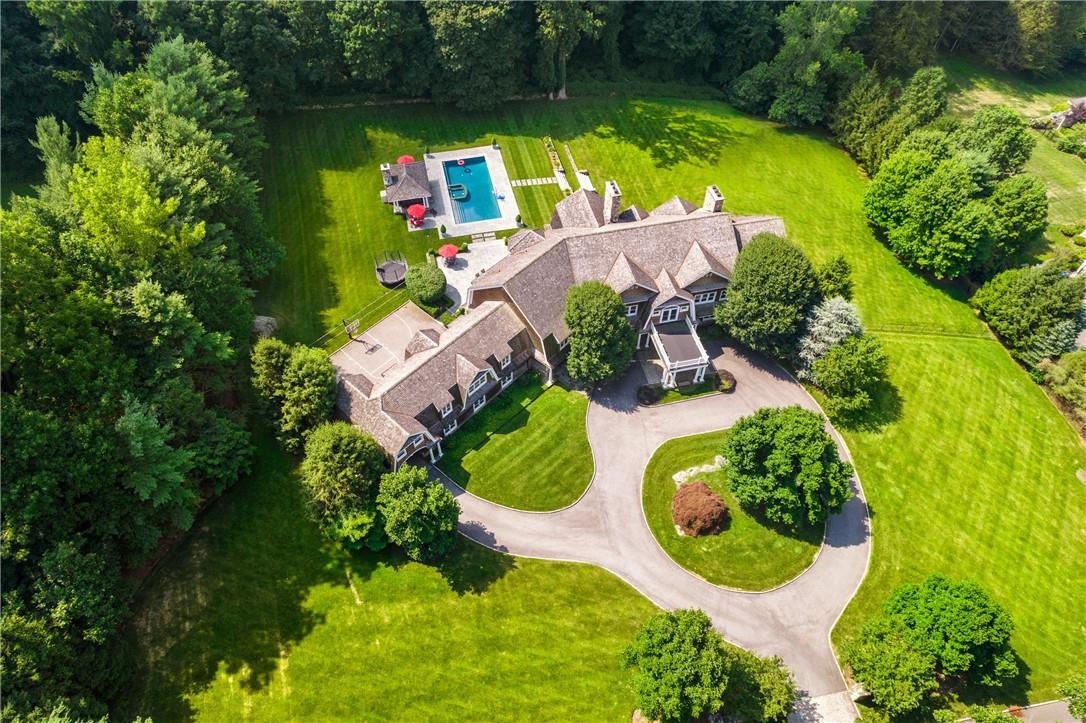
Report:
442,156,501,224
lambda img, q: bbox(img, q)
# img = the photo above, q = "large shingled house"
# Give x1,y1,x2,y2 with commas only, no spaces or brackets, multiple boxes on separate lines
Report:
332,181,785,467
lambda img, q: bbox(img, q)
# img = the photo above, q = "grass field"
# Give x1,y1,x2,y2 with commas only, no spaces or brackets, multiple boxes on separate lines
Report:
944,55,1086,258
257,107,569,348
116,430,653,721
126,90,1085,716
642,431,821,591
437,373,593,511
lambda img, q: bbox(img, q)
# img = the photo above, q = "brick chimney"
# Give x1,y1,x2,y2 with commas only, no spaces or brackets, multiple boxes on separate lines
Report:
604,180,622,223
703,185,724,213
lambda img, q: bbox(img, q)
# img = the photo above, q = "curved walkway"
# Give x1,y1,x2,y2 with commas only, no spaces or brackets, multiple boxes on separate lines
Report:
436,342,871,720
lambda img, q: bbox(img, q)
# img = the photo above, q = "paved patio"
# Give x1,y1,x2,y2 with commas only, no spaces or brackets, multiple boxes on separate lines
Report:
442,239,509,312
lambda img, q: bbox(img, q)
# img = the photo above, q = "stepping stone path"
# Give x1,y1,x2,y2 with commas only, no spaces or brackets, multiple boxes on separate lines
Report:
511,177,559,187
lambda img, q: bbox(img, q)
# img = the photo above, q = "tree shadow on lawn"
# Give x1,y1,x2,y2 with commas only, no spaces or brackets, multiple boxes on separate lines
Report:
591,100,745,168
952,648,1033,709
434,534,518,596
352,96,747,171
115,438,346,721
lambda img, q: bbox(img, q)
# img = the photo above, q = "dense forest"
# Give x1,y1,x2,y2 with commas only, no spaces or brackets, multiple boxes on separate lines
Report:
1,1,1084,720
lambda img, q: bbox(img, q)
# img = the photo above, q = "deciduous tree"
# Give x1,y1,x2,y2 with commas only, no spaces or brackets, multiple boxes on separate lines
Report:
715,234,819,359
563,281,636,385
622,609,731,723
376,465,460,561
812,334,889,418
721,406,853,526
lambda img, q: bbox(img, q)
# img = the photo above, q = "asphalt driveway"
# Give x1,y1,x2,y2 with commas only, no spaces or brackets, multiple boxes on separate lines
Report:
433,341,872,721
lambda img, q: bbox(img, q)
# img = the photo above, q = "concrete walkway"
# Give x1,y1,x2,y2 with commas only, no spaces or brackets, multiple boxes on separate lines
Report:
435,341,871,721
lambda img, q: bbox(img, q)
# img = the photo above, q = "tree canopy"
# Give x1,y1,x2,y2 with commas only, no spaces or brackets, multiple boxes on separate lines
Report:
720,406,853,527
971,264,1085,366
845,574,1018,717
714,233,819,359
376,465,460,561
563,280,636,385
1,36,261,718
622,608,797,722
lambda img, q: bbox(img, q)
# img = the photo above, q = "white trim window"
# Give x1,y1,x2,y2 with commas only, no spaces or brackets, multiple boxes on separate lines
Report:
395,448,408,463
500,353,511,369
440,401,454,417
472,395,487,413
443,419,458,436
625,304,638,317
693,290,717,304
467,372,490,396
501,371,514,388
559,337,570,350
658,306,679,323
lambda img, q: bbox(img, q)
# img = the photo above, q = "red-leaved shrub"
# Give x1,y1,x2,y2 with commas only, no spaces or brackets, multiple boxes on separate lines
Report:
672,481,730,536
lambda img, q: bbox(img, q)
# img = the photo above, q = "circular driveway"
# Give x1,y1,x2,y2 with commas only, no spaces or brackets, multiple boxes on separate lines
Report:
434,342,871,720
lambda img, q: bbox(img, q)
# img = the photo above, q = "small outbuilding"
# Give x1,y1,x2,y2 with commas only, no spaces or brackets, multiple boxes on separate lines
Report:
380,156,433,215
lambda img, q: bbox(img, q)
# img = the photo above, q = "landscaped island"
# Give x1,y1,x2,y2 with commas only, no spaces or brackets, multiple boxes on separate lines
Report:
643,431,821,591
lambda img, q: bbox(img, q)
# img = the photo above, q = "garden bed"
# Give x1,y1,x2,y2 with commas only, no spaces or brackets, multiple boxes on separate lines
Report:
642,431,822,591
636,369,736,406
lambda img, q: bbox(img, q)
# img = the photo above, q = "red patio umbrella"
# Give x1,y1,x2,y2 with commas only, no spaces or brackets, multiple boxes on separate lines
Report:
437,244,459,259
406,203,426,220
397,154,416,164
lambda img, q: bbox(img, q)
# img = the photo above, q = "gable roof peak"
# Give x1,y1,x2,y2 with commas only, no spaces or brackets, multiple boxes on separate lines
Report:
605,251,656,294
675,240,729,288
652,195,698,216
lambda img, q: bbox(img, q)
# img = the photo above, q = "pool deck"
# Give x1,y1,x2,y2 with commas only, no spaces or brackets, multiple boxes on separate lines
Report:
416,145,520,237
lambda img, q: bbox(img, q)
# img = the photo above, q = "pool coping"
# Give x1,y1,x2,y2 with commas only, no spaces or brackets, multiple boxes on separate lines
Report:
419,145,521,237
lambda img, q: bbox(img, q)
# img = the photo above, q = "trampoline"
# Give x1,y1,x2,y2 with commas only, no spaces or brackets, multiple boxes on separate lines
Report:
375,251,408,287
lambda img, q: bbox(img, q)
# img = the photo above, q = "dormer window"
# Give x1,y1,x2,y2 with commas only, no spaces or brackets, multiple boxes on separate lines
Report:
440,401,454,417
467,372,490,396
693,291,717,304
559,337,570,350
500,353,511,369
625,304,638,317
659,306,679,323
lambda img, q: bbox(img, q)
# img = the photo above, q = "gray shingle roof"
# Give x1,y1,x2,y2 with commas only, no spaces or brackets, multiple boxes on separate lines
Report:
675,241,729,288
605,252,657,294
404,328,440,358
551,188,605,229
379,301,521,413
385,161,432,203
652,196,698,216
651,268,694,309
618,205,651,222
507,228,546,254
470,188,784,346
334,301,525,455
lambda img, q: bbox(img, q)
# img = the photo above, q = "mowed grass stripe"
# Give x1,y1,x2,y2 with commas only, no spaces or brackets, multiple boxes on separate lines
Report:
438,375,593,511
835,334,1086,697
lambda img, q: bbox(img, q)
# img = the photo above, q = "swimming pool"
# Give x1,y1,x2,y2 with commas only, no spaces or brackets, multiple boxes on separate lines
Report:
442,156,501,224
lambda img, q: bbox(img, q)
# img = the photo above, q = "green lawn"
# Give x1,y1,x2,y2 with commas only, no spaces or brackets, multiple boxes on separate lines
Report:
116,430,653,721
257,107,567,348
643,431,821,591
437,373,593,511
128,90,1085,714
943,55,1086,258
